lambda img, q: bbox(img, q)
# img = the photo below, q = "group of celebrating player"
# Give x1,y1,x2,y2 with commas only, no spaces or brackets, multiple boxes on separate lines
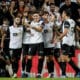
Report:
0,5,80,78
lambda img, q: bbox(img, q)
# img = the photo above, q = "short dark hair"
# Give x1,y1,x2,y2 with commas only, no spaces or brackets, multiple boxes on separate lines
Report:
3,18,9,22
50,3,55,6
63,9,72,17
42,11,49,16
14,12,22,19
32,11,40,15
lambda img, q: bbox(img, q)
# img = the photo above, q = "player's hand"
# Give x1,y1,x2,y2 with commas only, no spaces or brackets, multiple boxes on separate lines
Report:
25,23,31,27
0,48,3,53
54,38,60,44
53,39,57,44
0,42,4,49
0,55,4,60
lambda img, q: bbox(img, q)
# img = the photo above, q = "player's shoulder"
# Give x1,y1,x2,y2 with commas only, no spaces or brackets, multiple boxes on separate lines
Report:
64,20,70,25
8,25,13,29
65,19,75,24
68,19,75,26
63,19,70,28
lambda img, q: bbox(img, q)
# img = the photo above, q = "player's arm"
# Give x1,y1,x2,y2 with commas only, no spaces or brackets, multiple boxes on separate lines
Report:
22,18,25,26
52,24,61,41
24,22,31,28
76,26,80,31
22,18,31,32
51,30,56,43
32,24,43,32
0,55,5,61
76,20,80,31
31,22,43,32
22,18,31,28
1,30,6,49
58,21,70,40
24,20,43,32
58,28,69,40
54,25,61,36
56,30,61,36
1,28,10,49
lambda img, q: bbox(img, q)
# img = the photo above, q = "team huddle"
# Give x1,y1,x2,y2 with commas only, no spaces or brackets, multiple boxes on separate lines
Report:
0,8,80,78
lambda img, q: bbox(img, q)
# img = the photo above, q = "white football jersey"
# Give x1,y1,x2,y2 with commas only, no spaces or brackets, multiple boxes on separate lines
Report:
30,21,43,44
9,25,24,49
43,22,54,48
23,18,31,44
62,19,75,46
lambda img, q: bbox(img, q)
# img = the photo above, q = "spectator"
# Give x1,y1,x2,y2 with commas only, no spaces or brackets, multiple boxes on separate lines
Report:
1,18,13,77
24,0,33,6
60,0,79,22
18,0,25,14
30,5,36,12
76,0,80,18
42,0,59,12
9,0,17,18
33,0,45,10
0,1,13,25
49,3,62,27
42,0,51,12
54,0,62,7
24,6,29,12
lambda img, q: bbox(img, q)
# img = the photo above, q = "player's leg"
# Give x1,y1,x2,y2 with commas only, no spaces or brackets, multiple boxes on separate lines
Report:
54,48,62,77
4,51,13,77
64,46,80,77
22,44,29,74
59,44,69,77
11,48,22,78
45,48,54,78
25,44,36,77
36,43,44,78
3,39,13,77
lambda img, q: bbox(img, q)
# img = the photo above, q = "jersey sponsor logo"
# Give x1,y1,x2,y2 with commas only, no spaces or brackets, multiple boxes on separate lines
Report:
44,29,48,33
13,33,18,36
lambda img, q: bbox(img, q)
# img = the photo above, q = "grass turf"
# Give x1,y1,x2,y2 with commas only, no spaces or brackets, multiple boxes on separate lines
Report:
0,78,80,80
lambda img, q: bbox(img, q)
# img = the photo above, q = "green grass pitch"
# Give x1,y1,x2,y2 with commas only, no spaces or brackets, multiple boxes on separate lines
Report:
0,78,80,80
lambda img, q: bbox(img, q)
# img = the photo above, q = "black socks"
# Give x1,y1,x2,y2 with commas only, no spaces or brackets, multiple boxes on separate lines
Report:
59,62,66,75
12,61,18,73
38,58,44,74
69,59,80,73
22,58,26,71
26,59,32,72
47,60,54,73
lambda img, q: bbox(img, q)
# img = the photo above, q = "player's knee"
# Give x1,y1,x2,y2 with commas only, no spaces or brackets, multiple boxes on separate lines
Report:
59,55,65,62
23,55,26,59
6,60,11,65
27,55,32,59
46,56,50,62
49,55,53,60
58,57,61,62
65,56,71,62
38,55,44,59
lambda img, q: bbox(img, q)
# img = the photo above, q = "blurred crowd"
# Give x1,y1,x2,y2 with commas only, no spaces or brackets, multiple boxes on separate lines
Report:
0,0,79,46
